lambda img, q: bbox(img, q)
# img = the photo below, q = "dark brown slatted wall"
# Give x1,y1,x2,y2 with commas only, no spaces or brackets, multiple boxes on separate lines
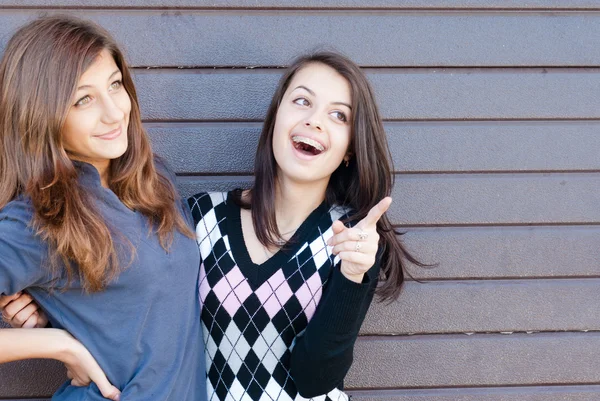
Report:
1,2,599,400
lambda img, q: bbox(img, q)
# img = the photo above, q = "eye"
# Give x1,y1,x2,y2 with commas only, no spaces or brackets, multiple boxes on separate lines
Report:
74,95,92,107
109,80,123,91
331,111,348,123
293,97,310,107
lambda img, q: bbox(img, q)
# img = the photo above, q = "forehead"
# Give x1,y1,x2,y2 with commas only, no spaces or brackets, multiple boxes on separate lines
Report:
78,49,119,85
288,62,351,103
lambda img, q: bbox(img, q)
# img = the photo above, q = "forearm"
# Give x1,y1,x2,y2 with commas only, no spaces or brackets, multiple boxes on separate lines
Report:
290,264,379,396
0,328,76,363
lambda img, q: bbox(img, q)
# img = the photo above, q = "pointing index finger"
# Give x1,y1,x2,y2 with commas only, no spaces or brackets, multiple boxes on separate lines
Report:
360,197,392,228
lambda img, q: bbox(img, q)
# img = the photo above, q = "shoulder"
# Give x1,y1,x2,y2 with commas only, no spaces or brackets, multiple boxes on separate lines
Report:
0,198,51,291
187,192,229,211
327,204,354,225
153,154,177,184
187,192,229,225
0,197,34,228
0,197,44,252
150,155,195,222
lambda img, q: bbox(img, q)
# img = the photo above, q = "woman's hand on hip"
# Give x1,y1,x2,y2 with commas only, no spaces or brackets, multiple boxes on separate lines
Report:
59,332,121,401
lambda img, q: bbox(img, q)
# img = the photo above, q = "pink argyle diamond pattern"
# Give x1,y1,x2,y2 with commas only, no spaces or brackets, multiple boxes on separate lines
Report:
213,266,253,317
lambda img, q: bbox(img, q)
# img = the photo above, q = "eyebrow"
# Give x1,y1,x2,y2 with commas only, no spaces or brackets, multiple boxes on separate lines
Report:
293,85,352,110
76,69,121,90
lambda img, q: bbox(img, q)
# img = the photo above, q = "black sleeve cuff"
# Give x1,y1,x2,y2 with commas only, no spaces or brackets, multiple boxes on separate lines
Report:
319,263,377,334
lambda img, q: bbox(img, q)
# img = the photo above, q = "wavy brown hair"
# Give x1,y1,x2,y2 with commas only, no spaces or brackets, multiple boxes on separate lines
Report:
0,15,192,292
238,51,425,301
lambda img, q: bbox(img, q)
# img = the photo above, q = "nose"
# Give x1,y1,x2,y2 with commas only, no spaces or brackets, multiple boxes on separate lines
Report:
304,118,323,131
100,95,126,125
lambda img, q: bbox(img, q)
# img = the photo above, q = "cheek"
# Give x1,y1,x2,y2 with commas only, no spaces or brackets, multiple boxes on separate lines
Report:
118,92,132,120
61,113,91,152
332,126,352,158
272,109,290,149
60,129,74,152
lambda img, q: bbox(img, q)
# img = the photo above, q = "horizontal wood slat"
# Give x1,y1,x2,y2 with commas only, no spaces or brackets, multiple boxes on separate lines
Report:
3,11,600,67
361,278,600,335
175,174,600,225
347,332,600,388
348,386,600,401
131,69,600,121
148,121,600,174
402,226,600,279
3,1,600,9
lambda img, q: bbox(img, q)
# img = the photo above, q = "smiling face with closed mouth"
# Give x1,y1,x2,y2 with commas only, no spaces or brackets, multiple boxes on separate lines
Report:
61,49,131,180
272,62,352,186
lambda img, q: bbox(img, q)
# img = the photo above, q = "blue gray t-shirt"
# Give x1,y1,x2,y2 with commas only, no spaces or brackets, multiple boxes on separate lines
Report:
0,160,206,401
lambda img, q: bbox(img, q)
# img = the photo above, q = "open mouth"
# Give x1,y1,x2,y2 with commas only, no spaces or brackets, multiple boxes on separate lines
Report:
292,136,325,156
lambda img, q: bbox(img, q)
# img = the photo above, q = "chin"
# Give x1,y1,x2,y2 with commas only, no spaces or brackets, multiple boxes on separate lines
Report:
106,143,129,160
285,172,331,185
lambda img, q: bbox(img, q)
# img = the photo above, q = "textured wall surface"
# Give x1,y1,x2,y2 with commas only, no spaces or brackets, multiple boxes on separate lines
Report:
0,1,598,400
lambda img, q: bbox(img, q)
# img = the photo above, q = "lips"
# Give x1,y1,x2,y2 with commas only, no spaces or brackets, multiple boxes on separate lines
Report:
291,135,326,156
95,126,122,140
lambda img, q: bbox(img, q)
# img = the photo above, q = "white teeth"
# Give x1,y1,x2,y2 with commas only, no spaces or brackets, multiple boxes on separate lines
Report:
291,136,325,152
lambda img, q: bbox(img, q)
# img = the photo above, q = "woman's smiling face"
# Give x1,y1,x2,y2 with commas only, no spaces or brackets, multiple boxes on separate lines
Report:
61,48,131,177
272,62,352,186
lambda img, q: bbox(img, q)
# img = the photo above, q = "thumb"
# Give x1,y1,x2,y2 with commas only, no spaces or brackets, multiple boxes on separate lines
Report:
331,220,346,235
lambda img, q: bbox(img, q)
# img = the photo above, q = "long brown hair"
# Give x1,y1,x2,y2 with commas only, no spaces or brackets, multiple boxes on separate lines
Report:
240,51,424,301
0,15,192,292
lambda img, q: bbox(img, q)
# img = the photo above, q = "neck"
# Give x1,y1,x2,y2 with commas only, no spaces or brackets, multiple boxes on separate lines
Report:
72,157,111,188
97,166,110,188
274,176,328,233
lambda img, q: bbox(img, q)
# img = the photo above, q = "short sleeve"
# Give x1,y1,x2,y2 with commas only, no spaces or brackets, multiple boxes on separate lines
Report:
0,200,49,295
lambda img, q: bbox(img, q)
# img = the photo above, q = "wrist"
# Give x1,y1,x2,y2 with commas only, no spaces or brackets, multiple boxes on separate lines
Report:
340,268,365,283
47,329,80,363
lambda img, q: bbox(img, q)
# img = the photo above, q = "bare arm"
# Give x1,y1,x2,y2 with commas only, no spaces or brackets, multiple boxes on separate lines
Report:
0,328,121,400
0,328,71,362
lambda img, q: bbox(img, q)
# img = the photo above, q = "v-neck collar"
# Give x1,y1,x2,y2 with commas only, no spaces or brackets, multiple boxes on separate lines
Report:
225,191,329,288
72,160,136,215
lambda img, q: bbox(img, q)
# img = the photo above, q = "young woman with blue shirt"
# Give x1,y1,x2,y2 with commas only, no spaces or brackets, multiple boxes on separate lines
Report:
0,16,206,401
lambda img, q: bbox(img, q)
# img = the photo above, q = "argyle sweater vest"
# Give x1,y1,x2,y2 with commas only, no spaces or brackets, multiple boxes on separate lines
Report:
188,191,377,401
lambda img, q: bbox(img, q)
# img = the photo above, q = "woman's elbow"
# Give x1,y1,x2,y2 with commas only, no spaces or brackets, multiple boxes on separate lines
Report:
290,353,352,398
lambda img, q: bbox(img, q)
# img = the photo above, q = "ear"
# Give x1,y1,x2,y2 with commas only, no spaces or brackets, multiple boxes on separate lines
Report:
343,152,352,167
